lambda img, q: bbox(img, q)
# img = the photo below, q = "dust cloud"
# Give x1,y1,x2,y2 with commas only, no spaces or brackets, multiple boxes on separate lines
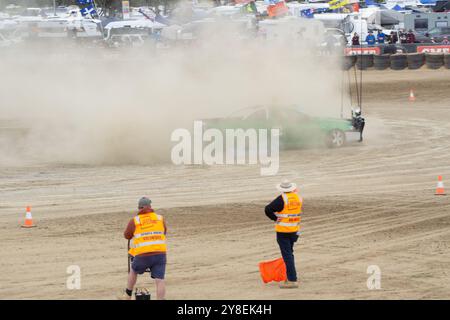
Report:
0,17,349,166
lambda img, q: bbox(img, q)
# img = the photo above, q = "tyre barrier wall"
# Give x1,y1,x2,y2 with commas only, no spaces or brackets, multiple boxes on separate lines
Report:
390,54,408,70
373,54,390,70
445,54,450,69
425,53,444,69
341,53,449,70
407,53,425,70
356,54,374,70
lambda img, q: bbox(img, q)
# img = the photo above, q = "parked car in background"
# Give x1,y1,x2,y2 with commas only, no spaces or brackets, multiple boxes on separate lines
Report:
425,27,450,43
415,27,450,43
103,20,165,48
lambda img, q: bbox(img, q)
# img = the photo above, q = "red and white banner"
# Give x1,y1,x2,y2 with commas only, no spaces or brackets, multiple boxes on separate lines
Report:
267,2,289,18
417,45,450,54
345,47,381,55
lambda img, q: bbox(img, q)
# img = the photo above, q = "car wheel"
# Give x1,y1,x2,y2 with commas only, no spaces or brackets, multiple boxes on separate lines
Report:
327,129,346,148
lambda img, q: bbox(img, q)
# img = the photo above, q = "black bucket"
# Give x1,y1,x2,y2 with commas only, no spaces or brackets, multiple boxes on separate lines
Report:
135,288,151,300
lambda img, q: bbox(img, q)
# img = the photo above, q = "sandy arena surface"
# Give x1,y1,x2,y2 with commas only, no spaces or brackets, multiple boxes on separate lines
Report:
0,69,449,299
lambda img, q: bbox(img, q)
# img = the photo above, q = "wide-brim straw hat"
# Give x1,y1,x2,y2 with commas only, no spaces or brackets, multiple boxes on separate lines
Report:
276,180,297,193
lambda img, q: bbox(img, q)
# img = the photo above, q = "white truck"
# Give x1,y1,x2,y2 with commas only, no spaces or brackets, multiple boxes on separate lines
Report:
103,20,166,48
313,13,369,44
12,7,102,39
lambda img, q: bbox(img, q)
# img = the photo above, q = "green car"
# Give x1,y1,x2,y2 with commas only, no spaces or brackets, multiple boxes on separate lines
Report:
203,106,364,148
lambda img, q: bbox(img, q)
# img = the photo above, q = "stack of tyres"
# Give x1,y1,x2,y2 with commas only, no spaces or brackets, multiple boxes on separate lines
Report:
407,53,425,70
356,54,374,70
390,54,407,70
342,55,356,70
444,54,450,69
425,53,444,69
373,54,390,70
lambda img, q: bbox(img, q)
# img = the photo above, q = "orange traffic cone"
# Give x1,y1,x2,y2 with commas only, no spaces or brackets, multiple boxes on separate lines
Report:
259,257,287,284
21,206,36,228
435,176,446,195
409,89,416,102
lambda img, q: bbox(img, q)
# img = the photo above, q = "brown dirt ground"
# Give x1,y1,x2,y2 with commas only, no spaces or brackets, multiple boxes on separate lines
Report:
0,68,449,299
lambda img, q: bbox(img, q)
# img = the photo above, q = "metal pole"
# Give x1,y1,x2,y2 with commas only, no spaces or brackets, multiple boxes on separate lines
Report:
92,0,105,37
53,0,56,16
340,70,344,119
359,12,363,112
127,240,131,274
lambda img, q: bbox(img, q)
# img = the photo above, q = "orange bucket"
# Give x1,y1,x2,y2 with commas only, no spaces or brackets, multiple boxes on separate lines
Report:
259,257,287,283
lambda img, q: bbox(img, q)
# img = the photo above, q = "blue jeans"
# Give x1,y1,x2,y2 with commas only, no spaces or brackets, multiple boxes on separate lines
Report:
276,233,299,282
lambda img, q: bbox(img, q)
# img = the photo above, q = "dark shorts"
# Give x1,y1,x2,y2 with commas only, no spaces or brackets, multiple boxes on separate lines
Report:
131,254,166,279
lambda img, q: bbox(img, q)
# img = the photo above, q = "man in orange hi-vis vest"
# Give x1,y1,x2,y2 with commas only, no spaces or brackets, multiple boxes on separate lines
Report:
265,180,302,288
118,197,167,300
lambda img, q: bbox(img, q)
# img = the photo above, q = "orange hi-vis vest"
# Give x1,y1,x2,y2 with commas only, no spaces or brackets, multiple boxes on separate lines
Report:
275,192,302,233
129,212,167,257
